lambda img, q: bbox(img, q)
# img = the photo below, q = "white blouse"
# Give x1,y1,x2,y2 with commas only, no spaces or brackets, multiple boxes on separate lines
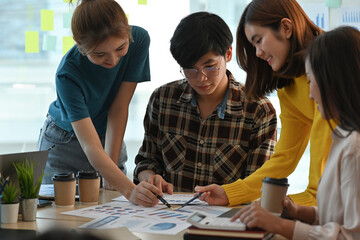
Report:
293,127,360,239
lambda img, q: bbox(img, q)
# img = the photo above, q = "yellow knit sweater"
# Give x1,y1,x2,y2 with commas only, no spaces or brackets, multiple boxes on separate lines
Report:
222,75,333,206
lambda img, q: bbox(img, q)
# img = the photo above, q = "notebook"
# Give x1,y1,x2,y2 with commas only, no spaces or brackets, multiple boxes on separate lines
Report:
0,150,49,190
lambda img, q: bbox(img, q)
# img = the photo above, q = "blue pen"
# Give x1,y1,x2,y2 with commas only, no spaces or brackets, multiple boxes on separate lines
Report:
177,192,203,210
0,176,9,194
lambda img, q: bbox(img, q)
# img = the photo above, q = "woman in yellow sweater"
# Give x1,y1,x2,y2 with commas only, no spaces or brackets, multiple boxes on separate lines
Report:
196,0,332,206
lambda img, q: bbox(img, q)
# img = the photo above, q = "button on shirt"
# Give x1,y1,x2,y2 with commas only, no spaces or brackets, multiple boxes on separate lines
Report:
134,70,277,192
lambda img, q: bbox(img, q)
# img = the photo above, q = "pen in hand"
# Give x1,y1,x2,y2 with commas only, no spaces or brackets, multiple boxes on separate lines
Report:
156,194,174,211
178,192,203,210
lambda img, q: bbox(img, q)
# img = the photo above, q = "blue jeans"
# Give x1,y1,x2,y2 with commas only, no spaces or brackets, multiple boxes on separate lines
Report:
38,114,127,184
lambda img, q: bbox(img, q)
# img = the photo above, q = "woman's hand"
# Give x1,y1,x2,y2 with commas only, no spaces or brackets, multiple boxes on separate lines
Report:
194,184,229,206
281,196,299,219
230,202,279,229
230,202,295,238
128,181,161,207
146,174,173,195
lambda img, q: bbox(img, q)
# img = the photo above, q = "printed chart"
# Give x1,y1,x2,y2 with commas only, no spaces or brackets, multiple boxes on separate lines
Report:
79,215,190,235
113,193,207,205
341,6,360,30
62,201,229,234
61,201,162,219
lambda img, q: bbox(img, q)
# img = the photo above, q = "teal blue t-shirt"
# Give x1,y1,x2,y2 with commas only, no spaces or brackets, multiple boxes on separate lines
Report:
48,26,150,135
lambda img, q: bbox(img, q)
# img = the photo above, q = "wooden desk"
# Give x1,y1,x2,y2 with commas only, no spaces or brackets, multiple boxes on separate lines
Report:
2,190,188,240
1,190,285,240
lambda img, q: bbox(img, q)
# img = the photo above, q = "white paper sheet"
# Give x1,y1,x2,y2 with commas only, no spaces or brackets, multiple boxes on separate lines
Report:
132,205,229,224
62,198,230,235
78,215,190,235
299,3,330,30
61,201,163,219
340,6,360,30
113,193,207,205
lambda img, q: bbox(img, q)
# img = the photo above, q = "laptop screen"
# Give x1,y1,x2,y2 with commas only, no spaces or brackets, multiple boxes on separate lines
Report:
0,150,49,191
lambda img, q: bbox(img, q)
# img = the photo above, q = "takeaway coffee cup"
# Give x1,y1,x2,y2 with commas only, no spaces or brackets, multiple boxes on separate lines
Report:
260,177,289,215
77,170,100,204
52,172,76,207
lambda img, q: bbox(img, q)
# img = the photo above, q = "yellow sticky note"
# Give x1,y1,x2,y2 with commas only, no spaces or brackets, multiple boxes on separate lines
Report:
63,36,75,55
25,31,39,53
326,0,341,8
41,9,54,31
138,0,147,5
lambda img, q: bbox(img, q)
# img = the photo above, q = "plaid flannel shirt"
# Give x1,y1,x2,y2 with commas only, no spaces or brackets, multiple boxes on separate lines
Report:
134,70,277,192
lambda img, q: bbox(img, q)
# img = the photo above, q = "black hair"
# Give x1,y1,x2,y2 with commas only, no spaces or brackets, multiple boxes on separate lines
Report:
307,26,360,133
170,11,233,68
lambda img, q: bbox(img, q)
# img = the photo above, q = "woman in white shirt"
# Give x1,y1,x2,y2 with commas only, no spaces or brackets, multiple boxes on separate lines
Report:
231,26,360,239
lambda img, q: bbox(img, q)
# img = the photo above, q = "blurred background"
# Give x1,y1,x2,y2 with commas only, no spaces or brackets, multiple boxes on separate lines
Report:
1,0,359,194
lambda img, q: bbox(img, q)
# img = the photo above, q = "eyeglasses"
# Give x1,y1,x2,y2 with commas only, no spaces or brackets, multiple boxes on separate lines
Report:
180,57,223,79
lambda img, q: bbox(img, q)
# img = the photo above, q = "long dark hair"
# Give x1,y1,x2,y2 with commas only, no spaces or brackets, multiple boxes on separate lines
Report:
307,26,360,133
237,0,323,100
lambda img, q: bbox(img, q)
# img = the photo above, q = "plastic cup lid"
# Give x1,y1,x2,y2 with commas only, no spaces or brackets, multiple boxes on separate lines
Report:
52,172,75,181
76,170,100,179
262,177,289,187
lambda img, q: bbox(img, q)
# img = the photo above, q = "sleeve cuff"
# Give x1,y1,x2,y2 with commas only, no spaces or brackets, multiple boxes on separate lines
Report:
222,180,261,206
293,221,312,240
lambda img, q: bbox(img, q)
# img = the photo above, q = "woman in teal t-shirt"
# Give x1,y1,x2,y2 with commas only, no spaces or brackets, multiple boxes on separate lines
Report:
38,0,161,206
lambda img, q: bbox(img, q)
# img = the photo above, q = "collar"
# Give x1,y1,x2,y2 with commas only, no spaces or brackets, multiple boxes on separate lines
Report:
177,70,241,119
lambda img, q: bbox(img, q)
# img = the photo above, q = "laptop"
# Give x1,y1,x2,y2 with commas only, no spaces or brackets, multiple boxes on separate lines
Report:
0,150,49,190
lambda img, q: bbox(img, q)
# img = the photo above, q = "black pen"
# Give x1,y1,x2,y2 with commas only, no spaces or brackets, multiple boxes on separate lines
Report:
157,195,174,210
178,192,203,210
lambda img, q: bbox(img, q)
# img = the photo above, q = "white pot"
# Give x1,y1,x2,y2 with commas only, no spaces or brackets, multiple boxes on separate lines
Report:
1,202,19,223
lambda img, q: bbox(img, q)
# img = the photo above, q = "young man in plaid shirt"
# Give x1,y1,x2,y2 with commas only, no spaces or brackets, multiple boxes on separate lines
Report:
133,12,277,194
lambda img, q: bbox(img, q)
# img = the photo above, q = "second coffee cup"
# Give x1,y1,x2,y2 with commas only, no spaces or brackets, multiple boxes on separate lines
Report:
77,170,100,204
52,172,76,207
260,177,289,215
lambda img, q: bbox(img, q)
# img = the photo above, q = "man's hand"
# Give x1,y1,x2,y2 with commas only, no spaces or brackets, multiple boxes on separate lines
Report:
128,181,161,207
138,170,173,195
147,174,173,195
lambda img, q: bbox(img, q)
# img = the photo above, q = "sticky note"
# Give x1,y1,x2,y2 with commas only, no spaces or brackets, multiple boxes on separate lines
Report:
41,9,54,31
63,36,75,55
63,12,72,28
43,34,57,51
326,0,341,8
138,0,147,5
25,31,39,53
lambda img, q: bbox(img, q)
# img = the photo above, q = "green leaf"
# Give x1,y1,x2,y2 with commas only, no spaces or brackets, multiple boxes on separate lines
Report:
1,180,20,204
13,158,44,199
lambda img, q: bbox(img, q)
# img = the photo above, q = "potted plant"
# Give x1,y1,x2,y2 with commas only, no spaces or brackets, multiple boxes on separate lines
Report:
13,159,44,221
1,177,20,223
